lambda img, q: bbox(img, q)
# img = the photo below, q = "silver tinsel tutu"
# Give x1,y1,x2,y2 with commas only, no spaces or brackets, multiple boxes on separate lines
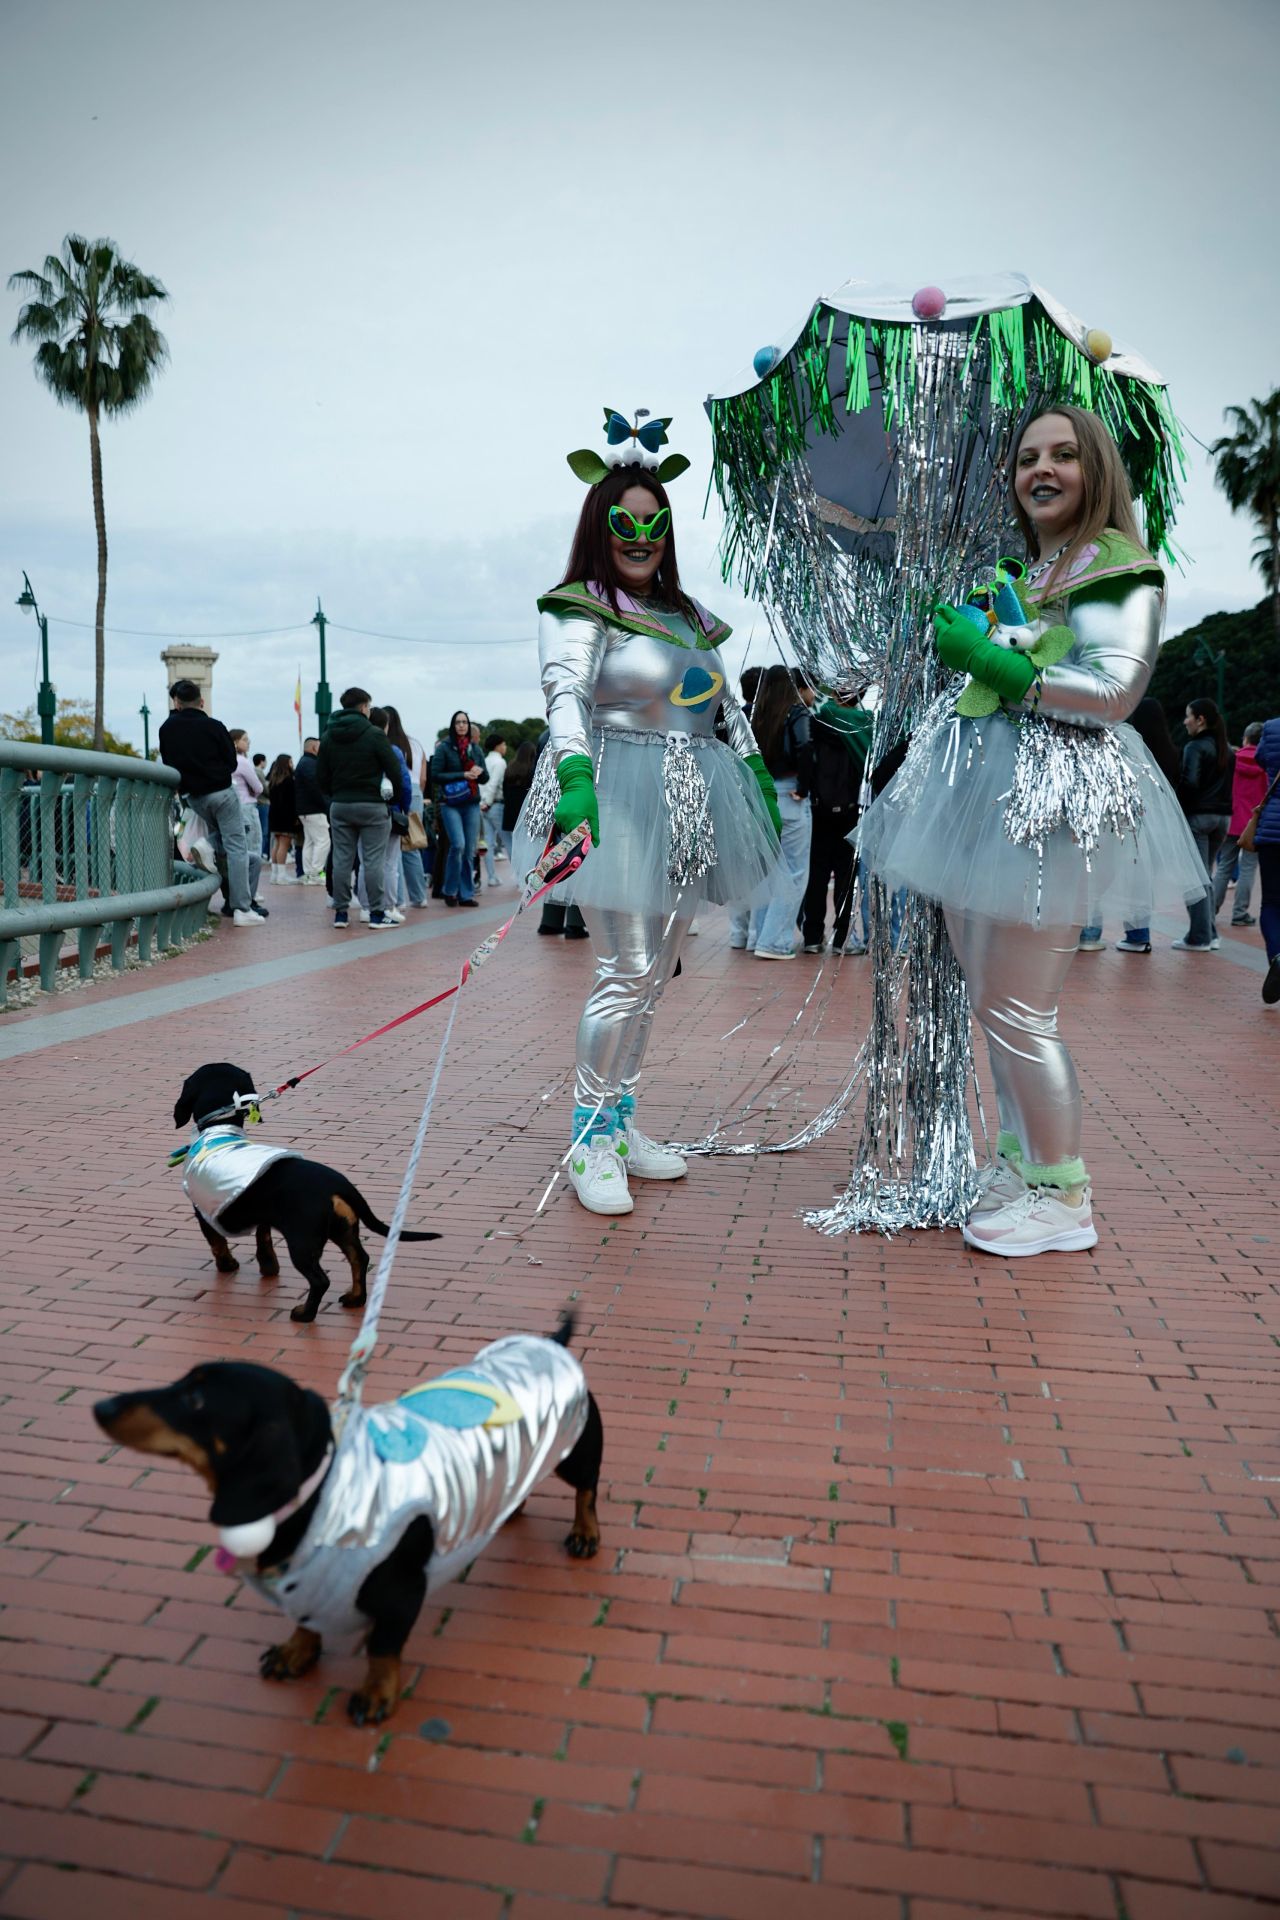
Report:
859,701,1208,928
512,729,778,916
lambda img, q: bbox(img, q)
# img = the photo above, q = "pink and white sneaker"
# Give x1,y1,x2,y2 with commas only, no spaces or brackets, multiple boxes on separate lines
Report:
962,1183,1098,1256
972,1157,1027,1215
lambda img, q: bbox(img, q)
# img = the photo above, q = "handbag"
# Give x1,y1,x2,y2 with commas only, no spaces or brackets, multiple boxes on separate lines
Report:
1239,769,1280,854
389,807,410,835
401,809,428,851
441,777,473,807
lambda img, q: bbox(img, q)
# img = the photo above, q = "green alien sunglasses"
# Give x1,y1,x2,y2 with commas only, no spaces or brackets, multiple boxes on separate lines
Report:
607,504,671,544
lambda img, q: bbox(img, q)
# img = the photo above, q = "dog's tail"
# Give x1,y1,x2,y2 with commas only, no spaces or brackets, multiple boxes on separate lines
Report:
344,1181,441,1243
550,1310,577,1349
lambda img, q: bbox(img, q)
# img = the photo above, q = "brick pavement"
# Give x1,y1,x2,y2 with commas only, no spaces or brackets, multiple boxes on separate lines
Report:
1,878,1278,1919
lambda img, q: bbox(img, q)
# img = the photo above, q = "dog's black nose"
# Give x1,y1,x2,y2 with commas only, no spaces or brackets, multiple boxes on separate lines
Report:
93,1396,123,1431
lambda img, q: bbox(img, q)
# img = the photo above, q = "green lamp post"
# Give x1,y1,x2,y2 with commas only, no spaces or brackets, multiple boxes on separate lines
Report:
16,572,55,745
140,695,152,759
1193,637,1227,725
311,597,333,738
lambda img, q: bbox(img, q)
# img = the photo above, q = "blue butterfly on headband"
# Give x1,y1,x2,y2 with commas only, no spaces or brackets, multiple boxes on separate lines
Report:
603,409,672,453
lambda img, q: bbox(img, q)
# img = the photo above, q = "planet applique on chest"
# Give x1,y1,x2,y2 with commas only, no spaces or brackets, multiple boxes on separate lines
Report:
669,665,724,711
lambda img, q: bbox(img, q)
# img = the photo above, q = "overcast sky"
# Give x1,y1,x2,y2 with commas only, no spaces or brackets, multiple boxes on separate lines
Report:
1,0,1276,757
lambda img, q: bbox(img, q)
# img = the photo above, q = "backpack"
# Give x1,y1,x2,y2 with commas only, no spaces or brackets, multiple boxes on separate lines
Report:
810,715,864,818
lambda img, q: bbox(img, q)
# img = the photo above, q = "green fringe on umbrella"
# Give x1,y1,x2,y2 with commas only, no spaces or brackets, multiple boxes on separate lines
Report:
710,293,1186,578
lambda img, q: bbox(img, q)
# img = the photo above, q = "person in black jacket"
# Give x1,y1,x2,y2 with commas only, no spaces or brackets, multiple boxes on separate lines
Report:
158,680,261,923
294,736,330,884
316,687,404,929
1175,697,1233,951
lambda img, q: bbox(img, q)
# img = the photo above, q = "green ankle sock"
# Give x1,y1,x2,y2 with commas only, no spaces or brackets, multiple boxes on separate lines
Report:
996,1130,1024,1164
1020,1153,1088,1191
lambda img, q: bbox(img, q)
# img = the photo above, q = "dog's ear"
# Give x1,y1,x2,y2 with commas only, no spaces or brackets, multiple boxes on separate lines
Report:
173,1079,196,1128
209,1416,304,1526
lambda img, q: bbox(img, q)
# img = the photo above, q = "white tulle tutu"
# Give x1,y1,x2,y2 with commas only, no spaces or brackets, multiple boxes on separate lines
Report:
513,730,779,917
859,707,1208,929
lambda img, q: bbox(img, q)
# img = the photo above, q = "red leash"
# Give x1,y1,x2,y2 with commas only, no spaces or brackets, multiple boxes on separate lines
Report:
266,824,591,1100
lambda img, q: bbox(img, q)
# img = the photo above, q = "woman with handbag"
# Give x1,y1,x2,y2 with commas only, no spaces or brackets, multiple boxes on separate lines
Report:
430,709,489,907
385,704,430,908
1249,716,1280,1004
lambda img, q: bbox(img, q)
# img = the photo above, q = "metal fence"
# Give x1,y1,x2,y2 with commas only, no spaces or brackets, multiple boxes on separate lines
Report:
0,741,219,1007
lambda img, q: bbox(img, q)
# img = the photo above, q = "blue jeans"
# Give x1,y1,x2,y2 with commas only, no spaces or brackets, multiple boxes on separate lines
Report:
441,800,480,901
748,776,812,955
401,784,428,905
1258,844,1280,962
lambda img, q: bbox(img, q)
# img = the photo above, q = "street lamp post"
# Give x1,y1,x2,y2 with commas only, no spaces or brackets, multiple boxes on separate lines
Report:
1193,638,1227,724
140,696,152,759
311,597,333,738
16,572,55,745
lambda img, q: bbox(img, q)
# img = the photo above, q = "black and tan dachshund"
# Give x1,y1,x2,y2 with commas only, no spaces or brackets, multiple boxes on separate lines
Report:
93,1324,603,1725
174,1061,440,1323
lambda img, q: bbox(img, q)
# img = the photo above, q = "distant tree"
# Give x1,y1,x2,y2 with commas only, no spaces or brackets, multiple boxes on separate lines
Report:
9,235,169,749
1210,391,1280,638
1149,599,1280,739
1,698,139,758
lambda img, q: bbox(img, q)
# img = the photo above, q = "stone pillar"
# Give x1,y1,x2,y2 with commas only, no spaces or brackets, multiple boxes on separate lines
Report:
160,645,219,714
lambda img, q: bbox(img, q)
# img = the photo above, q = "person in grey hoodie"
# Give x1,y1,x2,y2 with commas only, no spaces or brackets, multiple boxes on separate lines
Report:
316,687,403,929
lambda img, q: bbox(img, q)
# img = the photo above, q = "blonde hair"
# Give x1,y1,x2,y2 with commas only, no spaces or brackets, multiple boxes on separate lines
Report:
1011,405,1151,598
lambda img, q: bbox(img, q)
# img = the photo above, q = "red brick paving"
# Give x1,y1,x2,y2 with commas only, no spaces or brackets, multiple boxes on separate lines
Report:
1,881,1278,1917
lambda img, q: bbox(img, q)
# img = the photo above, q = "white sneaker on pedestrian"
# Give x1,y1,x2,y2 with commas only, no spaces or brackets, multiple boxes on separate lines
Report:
383,908,406,925
841,939,869,956
802,941,826,955
971,1157,1027,1215
568,1136,634,1214
1114,937,1151,954
1076,934,1106,952
1171,937,1220,951
963,1183,1097,1256
755,947,796,961
232,908,266,927
616,1124,687,1181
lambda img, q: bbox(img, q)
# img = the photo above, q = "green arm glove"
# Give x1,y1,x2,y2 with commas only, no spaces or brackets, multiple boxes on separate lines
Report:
553,752,601,849
934,603,1037,705
743,752,783,836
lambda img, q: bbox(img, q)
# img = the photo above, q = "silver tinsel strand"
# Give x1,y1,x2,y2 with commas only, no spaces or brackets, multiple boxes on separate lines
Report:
662,732,717,887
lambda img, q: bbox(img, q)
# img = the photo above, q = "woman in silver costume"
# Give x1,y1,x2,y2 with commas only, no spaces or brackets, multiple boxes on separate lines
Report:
859,407,1207,1257
512,412,782,1215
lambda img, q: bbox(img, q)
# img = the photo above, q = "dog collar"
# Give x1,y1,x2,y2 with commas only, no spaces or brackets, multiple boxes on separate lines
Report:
214,1443,335,1572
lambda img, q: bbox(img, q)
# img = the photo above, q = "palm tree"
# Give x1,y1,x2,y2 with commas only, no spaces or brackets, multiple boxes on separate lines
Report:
1210,391,1280,640
9,235,168,749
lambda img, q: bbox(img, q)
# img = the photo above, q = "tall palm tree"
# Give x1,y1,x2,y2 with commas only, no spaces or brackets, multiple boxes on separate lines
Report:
9,235,168,749
1211,391,1280,639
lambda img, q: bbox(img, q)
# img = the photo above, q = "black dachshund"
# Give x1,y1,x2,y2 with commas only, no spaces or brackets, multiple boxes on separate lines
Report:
94,1323,602,1725
174,1061,440,1322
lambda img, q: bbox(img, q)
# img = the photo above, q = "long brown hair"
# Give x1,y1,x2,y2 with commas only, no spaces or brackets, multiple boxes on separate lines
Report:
1187,697,1230,774
751,664,803,767
1011,405,1151,598
558,467,694,619
266,753,293,789
382,704,413,762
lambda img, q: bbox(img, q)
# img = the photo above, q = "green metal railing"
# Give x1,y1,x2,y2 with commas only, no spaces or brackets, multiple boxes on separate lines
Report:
0,741,219,1007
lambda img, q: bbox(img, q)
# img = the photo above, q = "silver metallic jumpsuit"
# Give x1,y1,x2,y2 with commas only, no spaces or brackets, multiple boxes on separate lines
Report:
539,607,765,1113
945,579,1163,1179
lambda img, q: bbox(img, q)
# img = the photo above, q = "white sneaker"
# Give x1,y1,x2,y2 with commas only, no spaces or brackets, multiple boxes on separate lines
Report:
755,947,796,961
383,908,406,925
841,939,869,956
232,908,266,927
1076,934,1106,952
802,942,826,955
616,1123,687,1181
963,1183,1097,1256
1171,937,1220,951
971,1157,1027,1215
568,1137,634,1215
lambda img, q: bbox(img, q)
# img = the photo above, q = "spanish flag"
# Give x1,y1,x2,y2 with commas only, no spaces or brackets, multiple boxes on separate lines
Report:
294,669,302,744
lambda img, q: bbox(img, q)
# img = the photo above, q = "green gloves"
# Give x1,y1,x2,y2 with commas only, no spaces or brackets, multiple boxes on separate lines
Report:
934,603,1037,706
743,753,783,836
553,753,601,848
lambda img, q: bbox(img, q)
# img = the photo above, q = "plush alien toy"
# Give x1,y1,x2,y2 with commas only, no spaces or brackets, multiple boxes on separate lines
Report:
942,559,1075,717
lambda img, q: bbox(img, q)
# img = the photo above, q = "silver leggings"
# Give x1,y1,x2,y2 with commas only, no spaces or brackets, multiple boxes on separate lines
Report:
575,904,694,1109
944,909,1082,1172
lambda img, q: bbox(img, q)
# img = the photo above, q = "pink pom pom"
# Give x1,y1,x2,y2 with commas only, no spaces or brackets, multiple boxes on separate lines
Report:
911,285,947,321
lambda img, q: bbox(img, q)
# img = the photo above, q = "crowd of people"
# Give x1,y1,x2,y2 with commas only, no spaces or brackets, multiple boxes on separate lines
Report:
157,679,520,929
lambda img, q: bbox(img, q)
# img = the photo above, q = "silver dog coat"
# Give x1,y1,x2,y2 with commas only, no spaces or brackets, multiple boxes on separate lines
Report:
247,1333,591,1645
182,1124,299,1230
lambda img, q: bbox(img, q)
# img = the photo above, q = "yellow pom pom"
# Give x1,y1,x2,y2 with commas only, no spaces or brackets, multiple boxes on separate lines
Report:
1084,328,1112,364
